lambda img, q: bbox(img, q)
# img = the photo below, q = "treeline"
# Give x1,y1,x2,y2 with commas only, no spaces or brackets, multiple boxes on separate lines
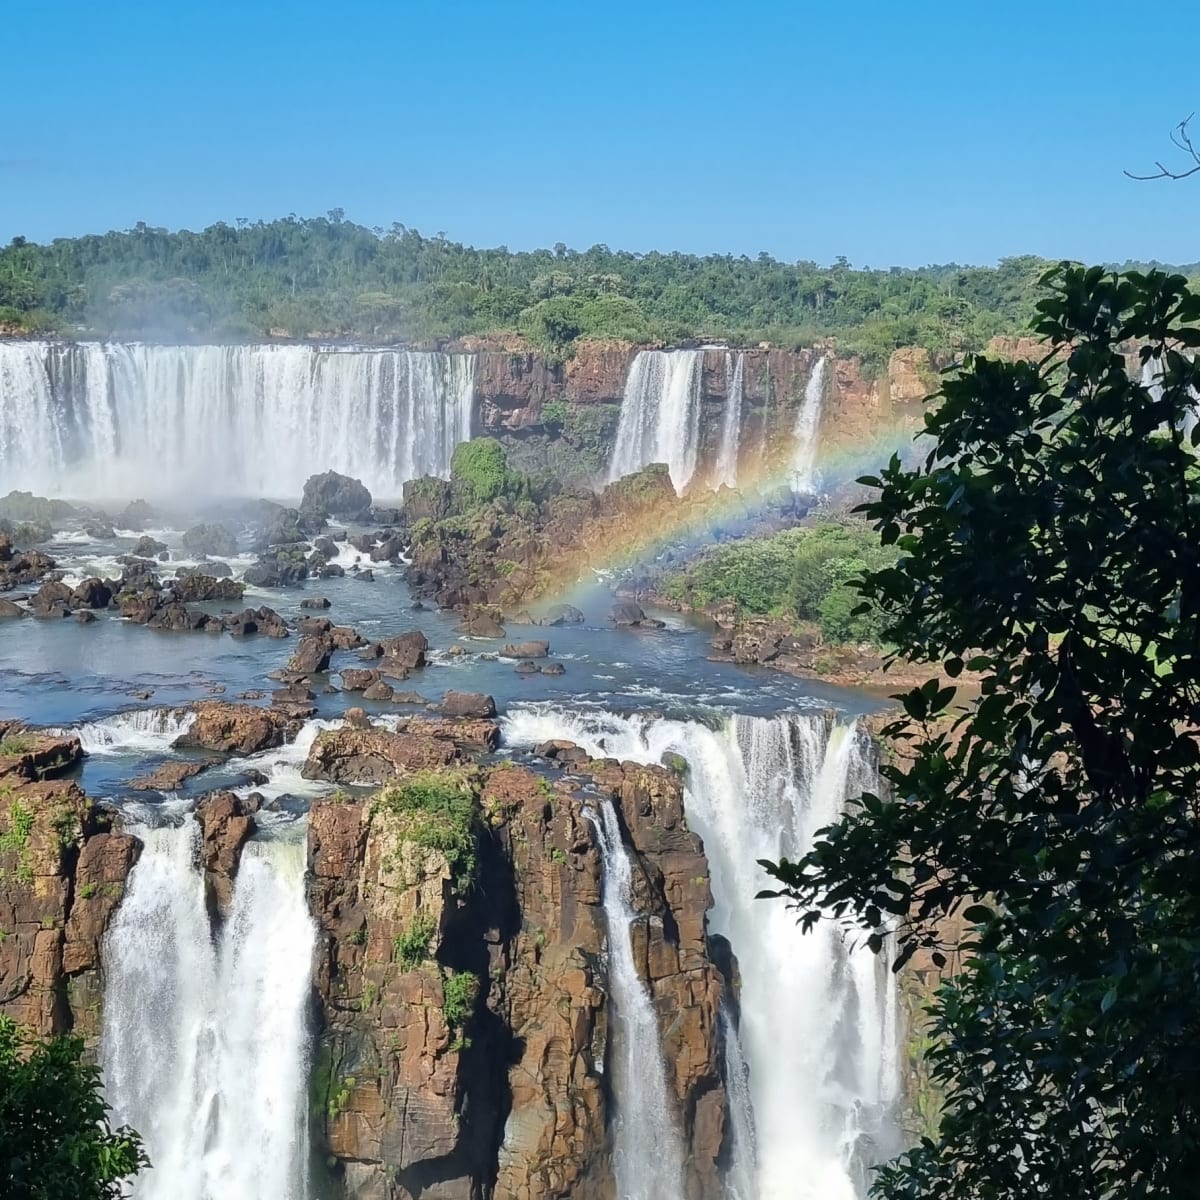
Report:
1,212,1194,367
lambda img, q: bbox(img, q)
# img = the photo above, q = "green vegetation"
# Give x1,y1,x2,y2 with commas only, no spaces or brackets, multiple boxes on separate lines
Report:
373,769,480,891
0,737,33,757
662,519,897,644
540,399,567,432
0,1015,148,1198
764,266,1200,1198
391,911,438,971
0,801,35,884
441,969,479,1048
449,439,530,508
9,215,1191,367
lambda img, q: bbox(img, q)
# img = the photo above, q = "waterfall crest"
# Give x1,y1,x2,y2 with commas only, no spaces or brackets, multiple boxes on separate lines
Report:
608,349,705,492
100,820,315,1200
791,357,828,493
0,341,476,499
714,352,745,488
586,797,687,1199
501,704,897,1200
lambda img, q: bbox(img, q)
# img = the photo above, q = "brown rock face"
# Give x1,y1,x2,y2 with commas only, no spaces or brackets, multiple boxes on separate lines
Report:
0,732,83,784
195,791,257,918
0,779,140,1039
127,759,209,791
174,701,295,755
302,726,461,784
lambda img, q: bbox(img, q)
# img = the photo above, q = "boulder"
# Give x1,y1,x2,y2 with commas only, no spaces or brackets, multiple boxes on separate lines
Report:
288,635,333,674
114,500,155,531
0,599,25,619
380,631,428,672
339,668,381,692
300,596,331,610
390,691,428,705
361,681,394,702
439,691,497,718
174,702,292,755
533,603,586,626
301,471,373,521
181,523,238,558
301,726,458,784
30,580,72,617
195,791,257,918
73,610,96,624
611,601,646,626
128,760,210,792
172,574,244,603
85,522,117,540
330,625,365,650
133,535,168,557
540,662,566,676
459,610,506,638
501,640,550,659
514,660,539,675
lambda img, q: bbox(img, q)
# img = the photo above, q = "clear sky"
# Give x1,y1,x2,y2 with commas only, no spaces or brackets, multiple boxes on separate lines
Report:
3,0,1196,267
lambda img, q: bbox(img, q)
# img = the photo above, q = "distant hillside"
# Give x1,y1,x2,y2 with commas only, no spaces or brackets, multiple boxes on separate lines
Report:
2,213,1195,369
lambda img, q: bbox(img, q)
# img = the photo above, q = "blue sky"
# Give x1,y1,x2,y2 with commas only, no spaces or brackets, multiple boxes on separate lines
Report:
3,0,1197,266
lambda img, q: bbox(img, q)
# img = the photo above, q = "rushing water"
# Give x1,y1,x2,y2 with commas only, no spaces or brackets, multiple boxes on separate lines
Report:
100,820,315,1200
0,342,476,499
586,797,688,1199
715,352,746,488
502,705,898,1200
609,349,705,492
792,357,828,493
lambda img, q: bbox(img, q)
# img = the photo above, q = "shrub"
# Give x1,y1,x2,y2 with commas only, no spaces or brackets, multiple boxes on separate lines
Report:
541,399,567,433
450,439,530,509
373,770,480,890
392,910,438,971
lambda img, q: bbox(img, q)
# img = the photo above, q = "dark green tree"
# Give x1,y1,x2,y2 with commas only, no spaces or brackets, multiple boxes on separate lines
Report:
0,1016,147,1199
764,264,1200,1197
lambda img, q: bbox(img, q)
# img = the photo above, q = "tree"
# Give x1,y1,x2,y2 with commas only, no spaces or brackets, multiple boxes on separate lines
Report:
0,1016,147,1199
763,264,1200,1198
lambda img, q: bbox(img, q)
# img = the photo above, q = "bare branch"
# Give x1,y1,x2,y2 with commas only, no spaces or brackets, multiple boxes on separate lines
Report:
1126,113,1200,179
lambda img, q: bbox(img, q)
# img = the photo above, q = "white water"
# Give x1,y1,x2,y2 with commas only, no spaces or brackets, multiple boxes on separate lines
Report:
586,797,687,1199
0,341,476,499
715,352,746,488
101,820,315,1200
791,357,828,493
608,349,705,492
502,705,896,1200
71,707,196,755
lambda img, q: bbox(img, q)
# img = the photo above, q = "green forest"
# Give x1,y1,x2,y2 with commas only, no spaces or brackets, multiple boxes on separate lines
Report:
4,213,1192,367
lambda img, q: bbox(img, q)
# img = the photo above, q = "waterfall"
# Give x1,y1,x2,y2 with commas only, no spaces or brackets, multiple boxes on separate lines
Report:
0,341,476,500
70,707,196,755
608,349,705,492
714,352,745,488
586,797,687,1199
101,819,315,1200
501,705,897,1200
791,357,828,493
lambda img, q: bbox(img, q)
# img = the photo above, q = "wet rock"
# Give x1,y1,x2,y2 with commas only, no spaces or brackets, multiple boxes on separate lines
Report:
355,568,374,582
243,555,308,587
379,631,428,676
174,702,292,755
358,642,384,660
532,603,586,626
330,625,365,650
253,605,290,638
540,661,566,675
297,616,333,637
178,560,234,579
438,690,497,718
0,732,83,784
361,681,394,701
459,609,506,638
301,471,373,522
172,574,244,603
533,738,578,760
195,791,256,918
133,535,168,557
86,522,117,540
128,759,209,791
182,523,238,558
313,537,338,561
73,610,96,624
300,596,331,609
501,640,550,659
611,601,646,626
319,563,345,579
369,535,406,563
0,599,25,618
30,580,73,617
344,706,372,729
301,726,458,783
288,634,333,674
235,690,266,701
115,499,155,531
339,668,381,692
390,690,428,705
514,660,539,675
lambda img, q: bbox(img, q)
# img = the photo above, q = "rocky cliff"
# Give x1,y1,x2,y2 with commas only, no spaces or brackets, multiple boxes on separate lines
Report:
303,721,729,1200
463,340,931,487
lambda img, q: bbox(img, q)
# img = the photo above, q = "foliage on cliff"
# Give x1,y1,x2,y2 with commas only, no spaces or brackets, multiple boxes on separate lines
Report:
3,213,1170,366
449,438,531,508
0,1016,147,1199
661,519,896,643
764,266,1200,1197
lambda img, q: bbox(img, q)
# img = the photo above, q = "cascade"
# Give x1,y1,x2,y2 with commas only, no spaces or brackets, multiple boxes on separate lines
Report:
586,797,687,1199
608,349,705,492
0,341,476,500
100,819,315,1200
791,356,828,493
501,705,897,1200
714,352,746,488
71,707,196,755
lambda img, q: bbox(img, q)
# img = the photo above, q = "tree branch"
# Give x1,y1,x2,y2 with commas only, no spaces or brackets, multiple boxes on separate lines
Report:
1125,113,1200,179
